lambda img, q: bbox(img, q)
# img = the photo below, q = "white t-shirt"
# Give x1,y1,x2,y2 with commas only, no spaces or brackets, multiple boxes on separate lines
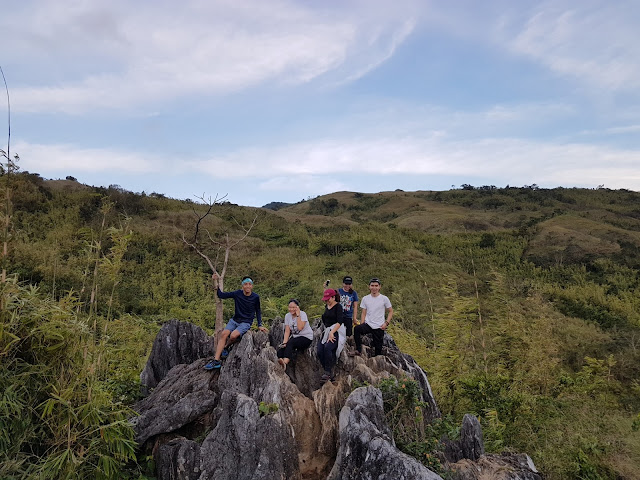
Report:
360,294,392,329
284,311,313,340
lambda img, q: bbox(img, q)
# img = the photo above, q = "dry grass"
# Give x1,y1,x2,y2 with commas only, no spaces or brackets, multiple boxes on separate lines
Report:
526,214,640,263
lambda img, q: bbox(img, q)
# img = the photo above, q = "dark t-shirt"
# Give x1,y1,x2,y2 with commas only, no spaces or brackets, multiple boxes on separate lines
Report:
321,303,343,328
216,288,262,326
338,288,359,319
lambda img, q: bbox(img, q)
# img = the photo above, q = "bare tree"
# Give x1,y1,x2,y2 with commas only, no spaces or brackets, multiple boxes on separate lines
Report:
182,194,259,343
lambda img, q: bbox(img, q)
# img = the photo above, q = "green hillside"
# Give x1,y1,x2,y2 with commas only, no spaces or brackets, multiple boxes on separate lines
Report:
2,173,640,479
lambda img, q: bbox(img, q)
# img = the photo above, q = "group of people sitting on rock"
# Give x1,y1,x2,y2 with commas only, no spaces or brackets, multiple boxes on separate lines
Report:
204,274,393,383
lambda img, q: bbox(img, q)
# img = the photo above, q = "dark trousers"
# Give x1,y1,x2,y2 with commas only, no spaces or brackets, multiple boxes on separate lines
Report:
344,316,353,336
277,336,312,360
317,339,339,374
354,323,384,356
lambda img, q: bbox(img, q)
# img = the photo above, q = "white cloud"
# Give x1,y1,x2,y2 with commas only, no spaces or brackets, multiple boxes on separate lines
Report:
15,131,640,194
2,0,419,114
184,135,640,190
505,1,640,91
15,141,157,174
259,175,347,197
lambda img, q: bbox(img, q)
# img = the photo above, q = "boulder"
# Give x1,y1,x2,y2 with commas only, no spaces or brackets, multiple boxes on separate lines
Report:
443,413,485,462
156,438,202,480
140,319,215,391
132,360,218,445
327,386,444,480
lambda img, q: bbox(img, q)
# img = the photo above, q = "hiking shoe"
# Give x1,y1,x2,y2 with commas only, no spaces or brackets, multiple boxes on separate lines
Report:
204,359,222,370
320,373,331,383
221,348,229,359
348,350,362,357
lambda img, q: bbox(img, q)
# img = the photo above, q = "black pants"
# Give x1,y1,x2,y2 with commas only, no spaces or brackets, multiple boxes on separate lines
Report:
344,316,353,336
277,336,312,360
317,338,338,374
354,323,384,356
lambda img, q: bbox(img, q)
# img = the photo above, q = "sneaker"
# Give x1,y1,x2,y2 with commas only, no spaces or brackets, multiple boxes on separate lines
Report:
320,373,331,383
221,348,229,359
204,359,222,370
348,350,362,357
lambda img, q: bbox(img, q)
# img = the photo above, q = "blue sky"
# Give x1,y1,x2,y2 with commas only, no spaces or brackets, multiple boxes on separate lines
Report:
1,0,639,207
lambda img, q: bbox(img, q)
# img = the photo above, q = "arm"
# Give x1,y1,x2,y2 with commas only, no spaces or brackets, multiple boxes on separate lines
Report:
215,287,234,299
360,307,367,326
295,308,306,332
283,324,291,344
381,307,394,330
352,301,359,325
211,273,233,298
328,306,343,342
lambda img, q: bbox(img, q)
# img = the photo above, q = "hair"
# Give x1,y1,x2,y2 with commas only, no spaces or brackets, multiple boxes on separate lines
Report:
332,291,340,302
288,298,300,306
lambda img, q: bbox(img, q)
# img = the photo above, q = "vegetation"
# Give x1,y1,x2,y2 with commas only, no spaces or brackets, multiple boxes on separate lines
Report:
2,175,640,479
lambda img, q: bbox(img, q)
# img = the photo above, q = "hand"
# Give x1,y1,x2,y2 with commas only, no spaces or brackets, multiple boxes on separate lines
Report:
295,306,301,316
328,332,336,343
278,342,287,349
258,326,268,333
381,321,389,330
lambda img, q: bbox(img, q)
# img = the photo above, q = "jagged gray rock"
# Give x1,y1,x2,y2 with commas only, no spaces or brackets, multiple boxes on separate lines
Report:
140,319,215,391
156,438,202,480
198,390,300,480
460,414,484,461
327,386,444,480
442,414,484,463
134,320,538,480
132,360,218,445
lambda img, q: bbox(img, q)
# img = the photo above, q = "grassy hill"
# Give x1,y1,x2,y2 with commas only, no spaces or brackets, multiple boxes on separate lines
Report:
2,174,640,479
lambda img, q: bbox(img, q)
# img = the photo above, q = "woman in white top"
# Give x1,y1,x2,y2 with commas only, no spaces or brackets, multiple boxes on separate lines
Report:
277,299,313,369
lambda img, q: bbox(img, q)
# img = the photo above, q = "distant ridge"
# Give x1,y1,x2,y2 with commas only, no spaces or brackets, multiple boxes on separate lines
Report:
262,201,294,211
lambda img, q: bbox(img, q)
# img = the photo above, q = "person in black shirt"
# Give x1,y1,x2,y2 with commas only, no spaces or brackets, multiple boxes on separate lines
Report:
317,288,345,382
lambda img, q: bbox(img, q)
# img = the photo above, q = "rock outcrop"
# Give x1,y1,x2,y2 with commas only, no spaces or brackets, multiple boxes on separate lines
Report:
328,386,443,480
443,413,485,462
133,319,541,480
140,319,214,391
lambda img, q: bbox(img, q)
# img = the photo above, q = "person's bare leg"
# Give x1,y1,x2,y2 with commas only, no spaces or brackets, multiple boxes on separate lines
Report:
215,329,231,360
226,329,241,348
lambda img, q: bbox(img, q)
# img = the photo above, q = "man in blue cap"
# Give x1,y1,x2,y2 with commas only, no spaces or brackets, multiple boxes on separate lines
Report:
205,273,267,370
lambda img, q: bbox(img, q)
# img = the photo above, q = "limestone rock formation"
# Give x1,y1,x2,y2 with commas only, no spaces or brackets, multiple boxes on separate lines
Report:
140,319,214,391
443,413,485,462
133,319,540,480
327,386,443,480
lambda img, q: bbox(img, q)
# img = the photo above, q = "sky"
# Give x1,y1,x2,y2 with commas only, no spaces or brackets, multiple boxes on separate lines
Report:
1,0,640,207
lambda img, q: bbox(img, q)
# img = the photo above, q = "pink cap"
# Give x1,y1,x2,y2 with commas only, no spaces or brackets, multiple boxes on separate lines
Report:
322,288,337,301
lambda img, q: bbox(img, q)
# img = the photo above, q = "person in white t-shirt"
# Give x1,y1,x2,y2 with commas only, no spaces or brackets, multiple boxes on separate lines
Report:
277,299,313,370
349,277,393,357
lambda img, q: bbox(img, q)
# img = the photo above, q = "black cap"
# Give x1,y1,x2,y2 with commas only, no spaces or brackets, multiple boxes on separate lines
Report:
369,277,381,285
343,276,353,284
